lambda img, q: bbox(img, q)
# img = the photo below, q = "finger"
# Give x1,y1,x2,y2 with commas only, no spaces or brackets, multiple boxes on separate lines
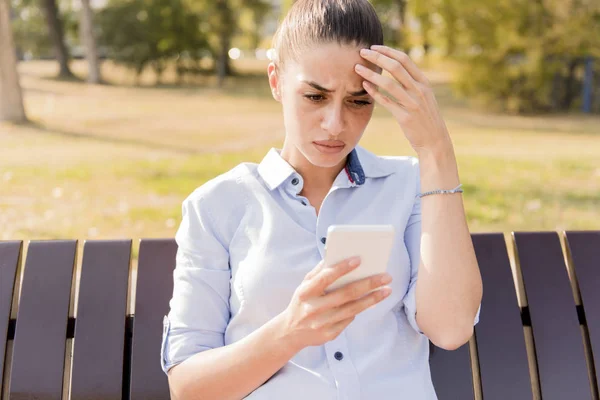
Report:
304,260,325,281
327,286,392,325
362,80,411,121
299,256,361,300
317,315,355,341
323,272,392,309
359,48,417,92
355,65,417,109
370,45,430,86
325,315,355,339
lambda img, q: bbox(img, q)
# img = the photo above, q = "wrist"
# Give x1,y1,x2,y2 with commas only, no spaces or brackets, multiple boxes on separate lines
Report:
416,143,460,191
414,137,454,161
271,311,305,356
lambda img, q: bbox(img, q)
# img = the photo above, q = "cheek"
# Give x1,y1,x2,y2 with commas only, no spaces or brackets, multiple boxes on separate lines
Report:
350,106,374,127
290,99,320,122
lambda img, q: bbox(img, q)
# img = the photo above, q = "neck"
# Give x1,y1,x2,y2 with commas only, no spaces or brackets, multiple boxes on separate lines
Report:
280,143,346,193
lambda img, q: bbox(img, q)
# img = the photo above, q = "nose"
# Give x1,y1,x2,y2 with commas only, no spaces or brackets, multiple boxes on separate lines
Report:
321,103,345,137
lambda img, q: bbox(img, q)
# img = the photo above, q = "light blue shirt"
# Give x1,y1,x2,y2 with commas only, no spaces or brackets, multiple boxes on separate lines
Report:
161,146,479,399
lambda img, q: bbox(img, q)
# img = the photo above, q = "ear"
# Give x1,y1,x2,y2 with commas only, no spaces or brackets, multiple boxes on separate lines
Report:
267,62,282,102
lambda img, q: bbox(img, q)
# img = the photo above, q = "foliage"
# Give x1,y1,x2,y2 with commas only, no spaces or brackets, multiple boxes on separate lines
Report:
451,0,600,113
11,0,78,59
10,0,600,111
97,0,208,81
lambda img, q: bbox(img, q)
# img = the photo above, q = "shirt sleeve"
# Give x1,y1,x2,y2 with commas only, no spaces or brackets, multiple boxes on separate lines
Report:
402,167,424,335
160,195,231,375
402,160,481,336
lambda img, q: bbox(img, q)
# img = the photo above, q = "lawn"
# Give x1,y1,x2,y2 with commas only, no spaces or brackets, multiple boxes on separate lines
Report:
2,59,599,247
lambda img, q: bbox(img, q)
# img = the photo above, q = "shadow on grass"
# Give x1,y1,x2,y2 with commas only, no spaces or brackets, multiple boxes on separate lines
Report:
30,68,275,102
130,72,273,99
45,73,86,83
25,120,204,156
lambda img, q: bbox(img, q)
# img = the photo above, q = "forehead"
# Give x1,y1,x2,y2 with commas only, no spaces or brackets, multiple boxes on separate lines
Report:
283,42,378,89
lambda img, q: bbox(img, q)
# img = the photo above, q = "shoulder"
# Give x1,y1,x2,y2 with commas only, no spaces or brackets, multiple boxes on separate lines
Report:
379,154,419,174
177,163,259,247
356,146,419,188
182,162,259,212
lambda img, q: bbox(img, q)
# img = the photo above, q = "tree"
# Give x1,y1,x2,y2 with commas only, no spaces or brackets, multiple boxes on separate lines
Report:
191,0,269,86
371,0,410,50
215,0,234,87
41,0,74,78
98,0,208,84
438,0,458,56
451,0,600,113
79,0,101,83
412,0,432,56
245,0,271,53
0,0,27,122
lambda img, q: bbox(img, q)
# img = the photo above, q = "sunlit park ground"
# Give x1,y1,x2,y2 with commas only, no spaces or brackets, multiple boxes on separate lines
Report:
2,58,600,249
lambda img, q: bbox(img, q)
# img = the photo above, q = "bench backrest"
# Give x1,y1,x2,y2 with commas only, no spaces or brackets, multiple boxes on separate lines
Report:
1,231,599,399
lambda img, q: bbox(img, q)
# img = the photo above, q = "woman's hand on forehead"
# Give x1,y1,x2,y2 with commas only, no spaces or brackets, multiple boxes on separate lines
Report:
354,45,451,155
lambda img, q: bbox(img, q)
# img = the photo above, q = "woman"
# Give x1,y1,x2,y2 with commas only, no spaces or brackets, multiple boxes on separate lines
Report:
161,0,482,399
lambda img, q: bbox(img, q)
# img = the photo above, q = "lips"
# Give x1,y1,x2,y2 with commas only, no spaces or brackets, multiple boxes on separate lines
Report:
313,140,346,154
313,140,345,148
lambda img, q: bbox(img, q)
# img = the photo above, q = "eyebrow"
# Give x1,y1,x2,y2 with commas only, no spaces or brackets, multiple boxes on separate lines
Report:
302,80,368,97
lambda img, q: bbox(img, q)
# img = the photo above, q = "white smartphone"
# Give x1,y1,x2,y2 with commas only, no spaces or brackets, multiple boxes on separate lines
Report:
323,224,395,293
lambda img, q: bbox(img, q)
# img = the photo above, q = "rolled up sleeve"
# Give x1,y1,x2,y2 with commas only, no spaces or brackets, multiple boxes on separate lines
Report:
403,177,423,335
160,195,231,375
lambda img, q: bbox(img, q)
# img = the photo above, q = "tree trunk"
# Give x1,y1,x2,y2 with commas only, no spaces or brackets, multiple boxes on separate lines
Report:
41,0,74,78
217,32,231,87
79,0,101,83
441,0,457,56
562,58,581,110
0,0,27,122
396,0,408,51
419,13,432,57
216,0,234,87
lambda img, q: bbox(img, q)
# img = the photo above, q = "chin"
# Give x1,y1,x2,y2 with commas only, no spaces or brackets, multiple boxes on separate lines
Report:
303,146,351,168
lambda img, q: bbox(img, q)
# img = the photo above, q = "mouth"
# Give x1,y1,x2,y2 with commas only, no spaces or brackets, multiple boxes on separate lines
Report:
313,140,345,154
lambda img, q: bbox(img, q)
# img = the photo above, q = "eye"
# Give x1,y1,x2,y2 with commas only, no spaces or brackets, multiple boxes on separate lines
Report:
305,94,325,102
351,99,372,107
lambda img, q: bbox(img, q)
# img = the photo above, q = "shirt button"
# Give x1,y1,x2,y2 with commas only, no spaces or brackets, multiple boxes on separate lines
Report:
301,200,307,206
291,177,300,186
321,237,326,244
334,351,344,361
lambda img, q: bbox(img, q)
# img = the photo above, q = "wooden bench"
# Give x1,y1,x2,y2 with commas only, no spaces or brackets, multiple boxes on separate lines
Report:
1,231,599,399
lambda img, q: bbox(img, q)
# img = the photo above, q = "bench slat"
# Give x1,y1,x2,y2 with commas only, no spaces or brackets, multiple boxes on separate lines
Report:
429,343,474,399
565,231,600,390
515,232,593,399
9,240,77,400
71,240,132,400
129,239,177,400
472,233,533,399
0,241,22,387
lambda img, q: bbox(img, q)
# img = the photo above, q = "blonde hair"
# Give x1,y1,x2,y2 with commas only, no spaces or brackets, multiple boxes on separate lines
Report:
272,0,384,70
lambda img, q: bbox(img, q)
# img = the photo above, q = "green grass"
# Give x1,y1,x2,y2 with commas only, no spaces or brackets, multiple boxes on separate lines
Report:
1,59,599,244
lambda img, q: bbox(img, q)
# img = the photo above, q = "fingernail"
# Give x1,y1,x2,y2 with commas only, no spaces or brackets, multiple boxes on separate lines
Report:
360,48,371,56
381,274,392,284
371,45,383,50
348,256,361,267
381,287,392,296
355,64,366,71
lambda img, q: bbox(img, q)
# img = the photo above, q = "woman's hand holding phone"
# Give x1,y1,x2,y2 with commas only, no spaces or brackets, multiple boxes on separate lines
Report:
279,256,392,352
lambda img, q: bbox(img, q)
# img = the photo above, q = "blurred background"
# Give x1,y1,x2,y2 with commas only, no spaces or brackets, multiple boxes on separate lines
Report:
1,0,599,247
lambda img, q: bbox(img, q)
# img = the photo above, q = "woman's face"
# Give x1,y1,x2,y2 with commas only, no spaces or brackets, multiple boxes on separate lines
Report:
268,42,379,169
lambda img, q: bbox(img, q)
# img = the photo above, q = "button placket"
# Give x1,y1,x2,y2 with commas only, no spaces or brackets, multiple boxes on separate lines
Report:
324,336,361,400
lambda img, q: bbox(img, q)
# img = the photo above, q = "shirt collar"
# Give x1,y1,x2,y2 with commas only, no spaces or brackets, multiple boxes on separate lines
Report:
257,146,396,191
